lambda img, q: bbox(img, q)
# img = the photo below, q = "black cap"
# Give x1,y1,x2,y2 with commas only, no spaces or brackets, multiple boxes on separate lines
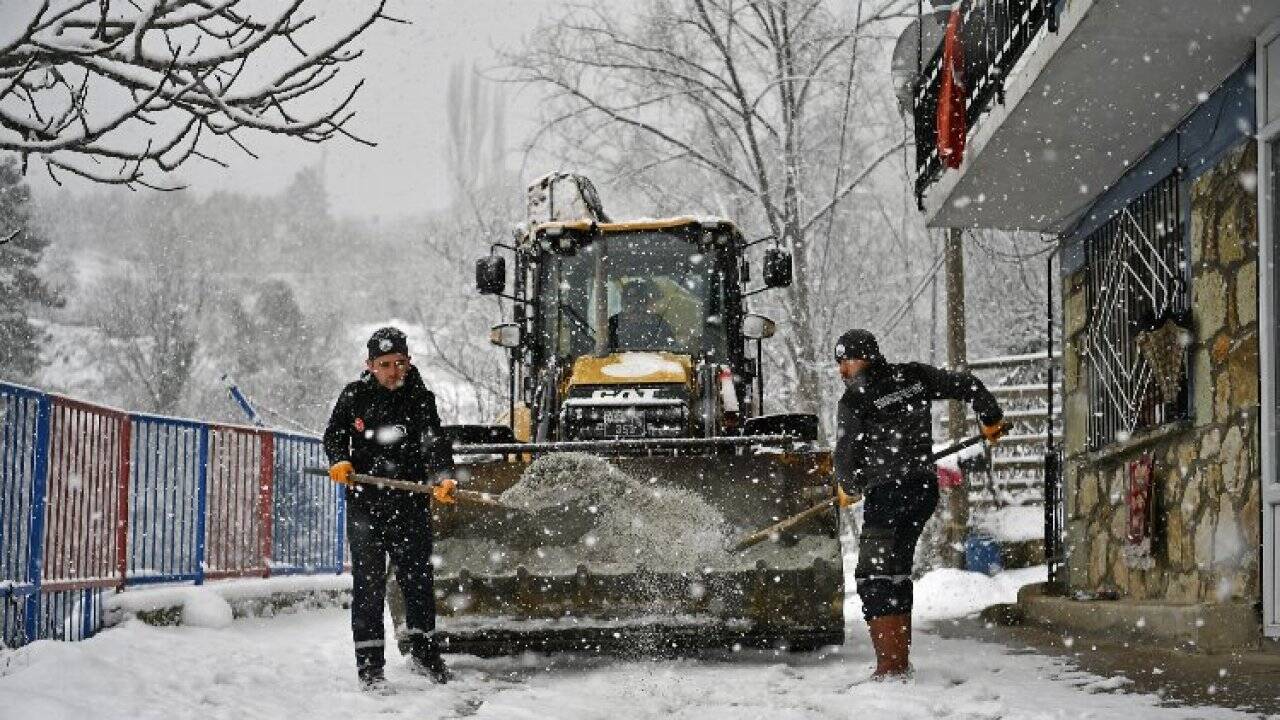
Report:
367,327,409,360
834,329,882,363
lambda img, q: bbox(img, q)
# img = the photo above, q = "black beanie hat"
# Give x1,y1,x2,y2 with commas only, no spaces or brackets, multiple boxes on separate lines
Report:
834,329,882,363
367,327,409,360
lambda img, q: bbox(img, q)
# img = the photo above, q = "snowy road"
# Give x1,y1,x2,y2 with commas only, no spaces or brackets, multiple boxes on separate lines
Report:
0,570,1258,720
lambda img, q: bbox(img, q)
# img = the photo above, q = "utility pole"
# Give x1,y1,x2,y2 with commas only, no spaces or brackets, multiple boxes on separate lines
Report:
943,227,969,568
929,251,939,366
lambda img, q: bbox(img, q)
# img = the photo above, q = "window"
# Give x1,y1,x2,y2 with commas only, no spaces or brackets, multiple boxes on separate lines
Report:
1270,138,1280,442
1258,18,1280,639
1268,35,1280,125
535,233,729,361
1082,172,1190,449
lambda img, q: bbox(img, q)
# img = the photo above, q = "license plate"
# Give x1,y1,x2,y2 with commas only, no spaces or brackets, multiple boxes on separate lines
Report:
603,409,637,423
605,422,645,437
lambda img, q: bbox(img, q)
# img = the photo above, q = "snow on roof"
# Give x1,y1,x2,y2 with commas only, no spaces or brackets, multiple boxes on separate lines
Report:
600,353,685,379
532,215,738,234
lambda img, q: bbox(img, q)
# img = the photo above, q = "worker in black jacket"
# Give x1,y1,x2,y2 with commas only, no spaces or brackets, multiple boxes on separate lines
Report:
832,329,1004,679
324,327,456,690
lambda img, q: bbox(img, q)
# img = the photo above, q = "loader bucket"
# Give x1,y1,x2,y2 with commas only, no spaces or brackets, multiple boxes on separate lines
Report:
430,450,845,656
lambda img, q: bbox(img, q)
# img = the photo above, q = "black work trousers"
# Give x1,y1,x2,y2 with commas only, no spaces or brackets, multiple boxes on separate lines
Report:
346,497,437,672
854,470,939,621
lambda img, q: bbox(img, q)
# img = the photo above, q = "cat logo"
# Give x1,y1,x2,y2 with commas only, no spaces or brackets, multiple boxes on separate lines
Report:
590,388,660,401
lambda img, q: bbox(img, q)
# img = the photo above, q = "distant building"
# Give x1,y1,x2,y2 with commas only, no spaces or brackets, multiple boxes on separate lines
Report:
896,0,1280,650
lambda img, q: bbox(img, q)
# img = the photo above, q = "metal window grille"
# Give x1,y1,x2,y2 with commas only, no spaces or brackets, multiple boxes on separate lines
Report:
1082,173,1189,449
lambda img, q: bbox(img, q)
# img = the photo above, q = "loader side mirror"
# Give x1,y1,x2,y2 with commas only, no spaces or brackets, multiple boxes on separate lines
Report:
740,259,750,284
489,322,521,348
741,313,776,340
476,255,506,295
763,248,792,288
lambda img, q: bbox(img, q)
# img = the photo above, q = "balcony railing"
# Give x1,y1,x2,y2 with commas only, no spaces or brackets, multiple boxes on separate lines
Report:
912,0,1057,205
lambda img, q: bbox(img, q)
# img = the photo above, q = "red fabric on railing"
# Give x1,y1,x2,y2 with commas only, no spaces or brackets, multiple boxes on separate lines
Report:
936,5,967,169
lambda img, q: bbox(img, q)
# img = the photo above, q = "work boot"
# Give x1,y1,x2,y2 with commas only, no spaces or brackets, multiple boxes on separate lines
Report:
867,613,911,678
358,665,388,692
408,635,452,684
356,647,388,692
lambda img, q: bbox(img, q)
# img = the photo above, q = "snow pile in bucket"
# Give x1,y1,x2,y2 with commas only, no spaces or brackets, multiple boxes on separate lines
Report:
501,452,730,571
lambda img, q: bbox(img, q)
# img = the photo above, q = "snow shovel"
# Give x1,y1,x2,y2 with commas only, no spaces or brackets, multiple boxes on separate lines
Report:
728,424,1010,553
301,467,506,508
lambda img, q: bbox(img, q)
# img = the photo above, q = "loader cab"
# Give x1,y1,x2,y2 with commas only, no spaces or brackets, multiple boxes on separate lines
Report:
478,216,795,444
531,225,738,364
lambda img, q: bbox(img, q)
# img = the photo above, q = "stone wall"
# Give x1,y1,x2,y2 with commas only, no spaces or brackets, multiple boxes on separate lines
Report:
1061,141,1260,605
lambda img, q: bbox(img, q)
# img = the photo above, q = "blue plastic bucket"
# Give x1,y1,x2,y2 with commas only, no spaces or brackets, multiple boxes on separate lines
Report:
964,533,1003,576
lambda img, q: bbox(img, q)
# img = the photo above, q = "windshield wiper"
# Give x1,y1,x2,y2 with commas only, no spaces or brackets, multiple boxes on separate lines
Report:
558,302,596,340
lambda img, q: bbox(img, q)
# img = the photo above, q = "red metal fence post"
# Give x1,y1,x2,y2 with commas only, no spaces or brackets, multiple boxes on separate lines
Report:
259,432,274,578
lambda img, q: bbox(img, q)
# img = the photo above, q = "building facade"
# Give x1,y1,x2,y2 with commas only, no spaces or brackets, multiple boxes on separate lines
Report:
902,1,1280,647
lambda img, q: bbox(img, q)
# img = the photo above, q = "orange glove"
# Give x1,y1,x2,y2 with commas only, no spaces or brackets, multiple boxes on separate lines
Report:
981,421,1008,444
836,484,861,508
328,460,355,486
433,478,457,505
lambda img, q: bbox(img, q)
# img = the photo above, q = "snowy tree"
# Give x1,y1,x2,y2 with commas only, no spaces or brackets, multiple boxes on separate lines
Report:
269,163,336,277
223,279,337,430
405,64,519,424
508,0,914,418
86,213,207,414
445,62,508,222
0,154,64,380
962,229,1056,358
0,0,393,188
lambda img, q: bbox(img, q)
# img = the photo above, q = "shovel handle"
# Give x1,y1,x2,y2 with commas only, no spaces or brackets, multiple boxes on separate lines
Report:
302,468,505,507
730,494,862,553
729,423,1009,553
927,422,1012,463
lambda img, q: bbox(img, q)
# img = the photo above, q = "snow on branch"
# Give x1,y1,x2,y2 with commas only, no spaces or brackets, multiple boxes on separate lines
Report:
0,0,394,188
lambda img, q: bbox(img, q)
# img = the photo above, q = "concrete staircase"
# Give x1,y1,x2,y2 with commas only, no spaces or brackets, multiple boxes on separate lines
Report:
939,352,1062,570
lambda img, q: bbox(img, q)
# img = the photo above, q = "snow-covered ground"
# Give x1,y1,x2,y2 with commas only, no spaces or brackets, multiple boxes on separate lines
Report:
974,506,1046,543
0,566,1254,720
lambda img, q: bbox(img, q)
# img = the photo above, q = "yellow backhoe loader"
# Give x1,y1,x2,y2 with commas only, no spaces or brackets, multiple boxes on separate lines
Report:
435,173,844,656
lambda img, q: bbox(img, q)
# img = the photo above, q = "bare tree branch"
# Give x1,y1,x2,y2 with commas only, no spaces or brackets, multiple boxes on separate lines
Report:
0,0,387,187
801,138,907,234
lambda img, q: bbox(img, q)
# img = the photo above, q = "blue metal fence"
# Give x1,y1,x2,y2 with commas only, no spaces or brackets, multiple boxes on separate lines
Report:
0,382,343,649
271,432,343,575
127,416,206,586
0,384,46,648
